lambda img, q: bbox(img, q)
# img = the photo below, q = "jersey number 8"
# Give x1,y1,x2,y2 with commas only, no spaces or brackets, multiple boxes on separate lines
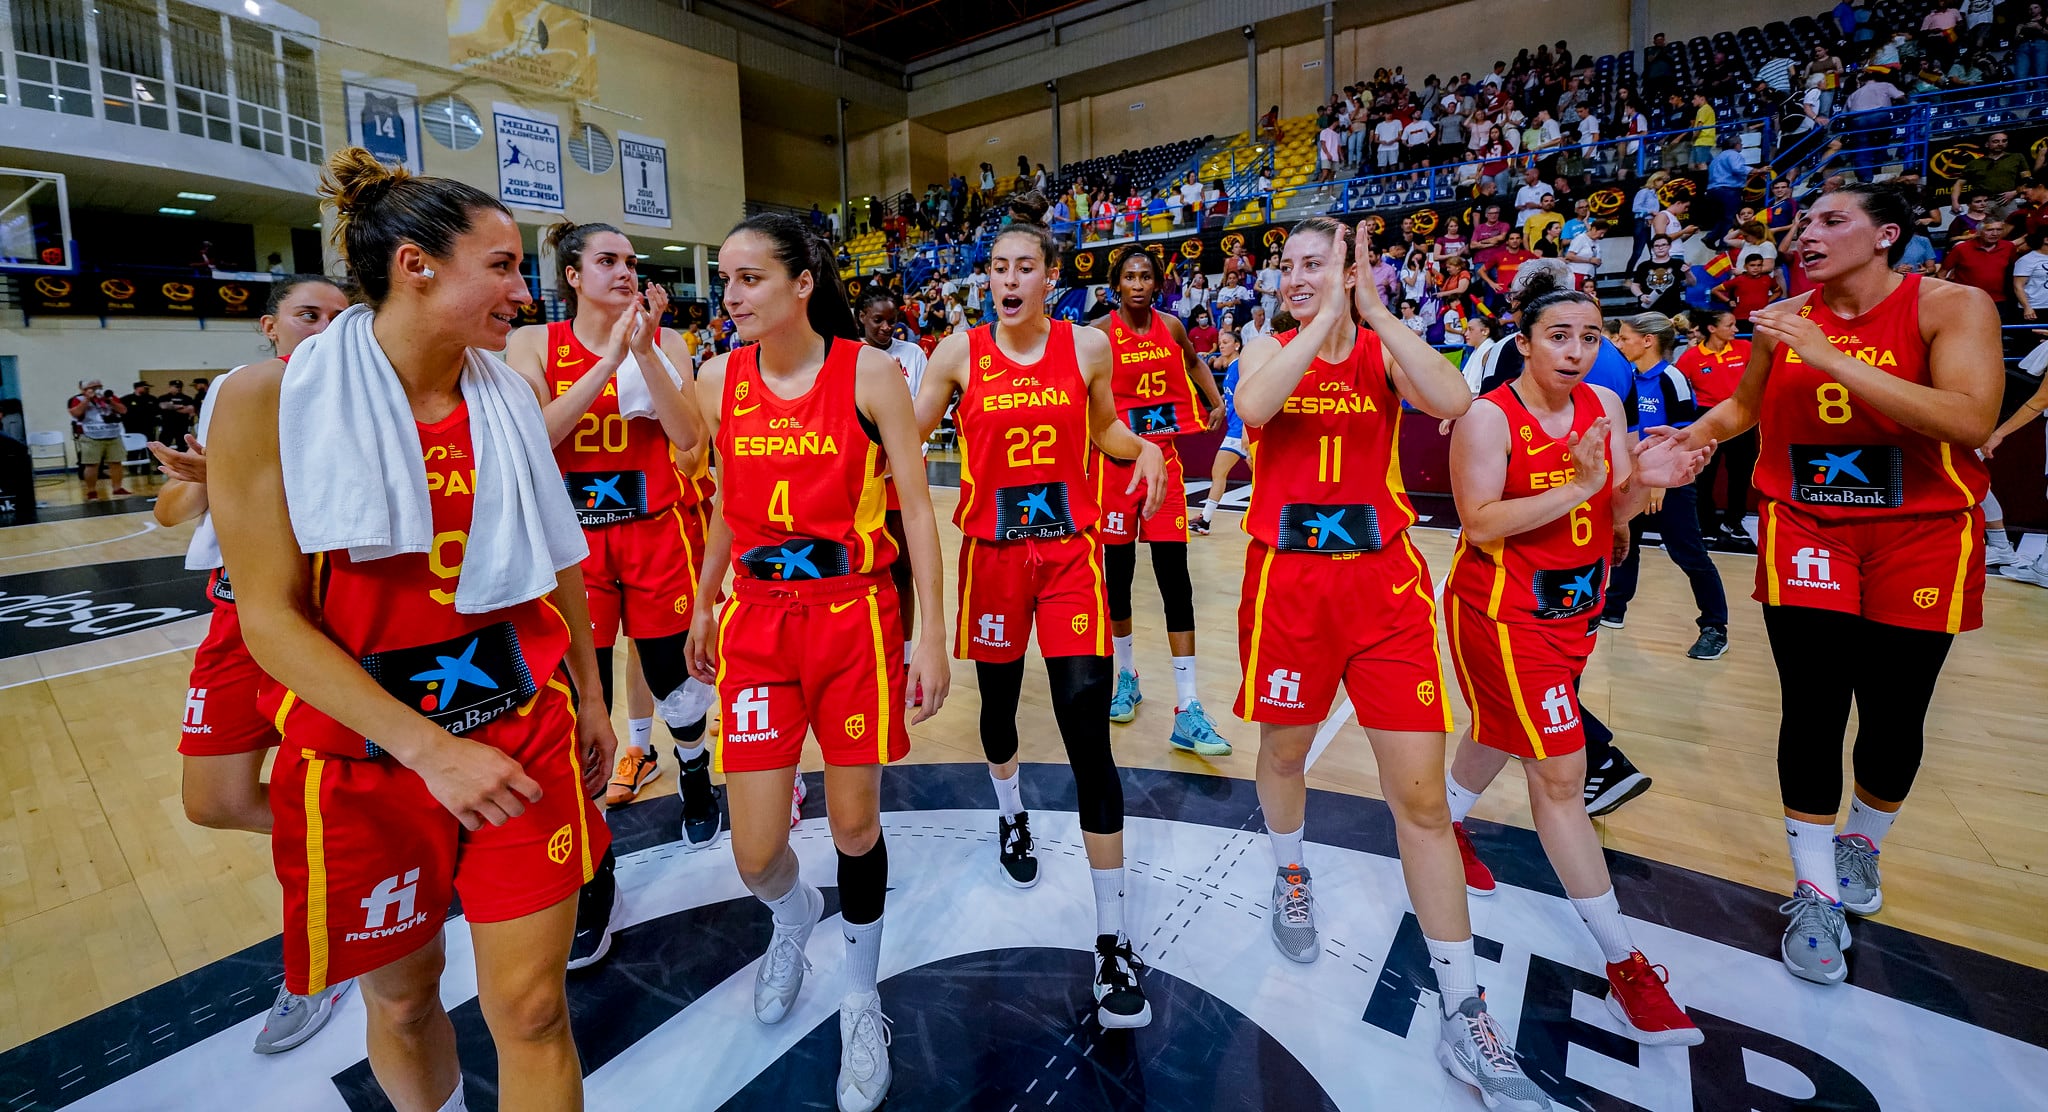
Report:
1816,383,1853,425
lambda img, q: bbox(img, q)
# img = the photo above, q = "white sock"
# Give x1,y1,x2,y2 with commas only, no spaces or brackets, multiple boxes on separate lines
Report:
990,768,1024,818
675,741,708,764
1201,497,1218,522
1569,888,1637,964
1091,866,1125,939
1268,822,1305,869
843,916,884,994
1986,527,2015,555
1424,935,1479,1016
1786,818,1839,901
436,1081,467,1112
762,878,816,929
627,717,653,755
1843,797,1899,849
1113,634,1136,674
1445,770,1482,826
1171,655,1199,707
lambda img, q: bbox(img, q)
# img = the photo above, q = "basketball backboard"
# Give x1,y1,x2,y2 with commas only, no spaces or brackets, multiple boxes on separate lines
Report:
0,168,74,273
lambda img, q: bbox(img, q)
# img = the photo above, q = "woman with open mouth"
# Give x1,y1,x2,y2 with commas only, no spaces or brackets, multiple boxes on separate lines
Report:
912,191,1168,1031
1651,183,2003,989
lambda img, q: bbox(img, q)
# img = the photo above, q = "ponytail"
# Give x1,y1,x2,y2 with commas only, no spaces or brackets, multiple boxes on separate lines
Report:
728,213,858,342
546,219,628,318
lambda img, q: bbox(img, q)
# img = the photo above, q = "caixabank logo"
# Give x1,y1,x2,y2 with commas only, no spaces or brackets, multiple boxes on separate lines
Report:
359,622,536,737
10,766,2045,1111
1789,444,1905,509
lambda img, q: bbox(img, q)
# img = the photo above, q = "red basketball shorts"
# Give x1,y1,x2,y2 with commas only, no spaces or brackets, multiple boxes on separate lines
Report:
1233,536,1455,732
1095,443,1189,544
714,572,910,773
581,506,698,649
180,595,278,757
1756,500,1984,634
1446,600,1597,759
270,674,607,995
955,531,1110,662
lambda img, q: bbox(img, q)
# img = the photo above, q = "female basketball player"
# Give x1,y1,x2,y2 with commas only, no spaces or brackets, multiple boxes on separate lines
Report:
1233,217,1554,1111
682,214,949,1112
913,194,1166,1029
854,286,929,665
206,150,614,1112
152,275,357,1055
1652,183,2002,986
1093,247,1230,756
1441,268,1709,1048
505,222,718,845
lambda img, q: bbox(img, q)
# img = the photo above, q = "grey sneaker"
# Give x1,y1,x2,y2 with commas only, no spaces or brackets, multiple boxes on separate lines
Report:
836,990,893,1112
755,881,823,1024
2004,554,2048,586
1685,626,1728,661
1779,881,1852,985
252,979,354,1055
1270,864,1318,963
1436,995,1555,1111
1834,834,1883,915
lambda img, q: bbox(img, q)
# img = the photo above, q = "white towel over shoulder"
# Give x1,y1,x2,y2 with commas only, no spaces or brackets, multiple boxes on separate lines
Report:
183,363,252,571
613,343,685,421
278,304,586,614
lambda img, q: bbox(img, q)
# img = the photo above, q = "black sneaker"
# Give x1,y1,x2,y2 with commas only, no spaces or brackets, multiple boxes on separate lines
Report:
676,748,723,849
1686,626,1729,661
997,812,1039,888
1598,614,1625,630
1190,516,1212,536
1584,750,1652,817
567,847,618,970
1094,934,1152,1029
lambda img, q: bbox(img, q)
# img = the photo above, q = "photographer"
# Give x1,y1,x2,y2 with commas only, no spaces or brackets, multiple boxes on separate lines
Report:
66,378,130,499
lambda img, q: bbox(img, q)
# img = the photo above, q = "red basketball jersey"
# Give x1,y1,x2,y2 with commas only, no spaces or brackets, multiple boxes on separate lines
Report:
262,404,573,758
1104,308,1205,438
1446,382,1615,623
1755,275,1988,521
717,338,895,579
1676,337,1749,408
545,319,685,525
955,321,1099,541
1244,327,1414,553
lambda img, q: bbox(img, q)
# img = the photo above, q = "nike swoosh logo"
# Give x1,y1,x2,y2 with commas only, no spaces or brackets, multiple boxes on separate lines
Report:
981,369,1006,381
829,599,860,613
1525,442,1551,455
555,358,580,368
732,403,761,416
1392,576,1418,595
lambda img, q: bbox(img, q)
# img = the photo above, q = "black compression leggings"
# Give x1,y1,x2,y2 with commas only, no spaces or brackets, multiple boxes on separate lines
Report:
1763,605,1955,816
1104,540,1196,632
976,656,1125,835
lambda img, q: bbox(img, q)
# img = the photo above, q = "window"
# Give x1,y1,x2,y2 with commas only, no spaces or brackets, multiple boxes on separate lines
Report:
96,0,169,129
231,21,285,156
169,2,232,143
282,40,323,164
422,94,484,151
568,123,615,174
13,0,93,117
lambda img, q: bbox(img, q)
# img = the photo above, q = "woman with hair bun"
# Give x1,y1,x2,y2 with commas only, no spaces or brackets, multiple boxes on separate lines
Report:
1653,182,2003,988
205,149,614,1111
682,212,950,1112
1441,266,1709,1051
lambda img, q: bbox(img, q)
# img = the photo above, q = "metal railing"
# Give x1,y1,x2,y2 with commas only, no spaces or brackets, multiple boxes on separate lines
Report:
1770,77,2048,203
1,0,322,166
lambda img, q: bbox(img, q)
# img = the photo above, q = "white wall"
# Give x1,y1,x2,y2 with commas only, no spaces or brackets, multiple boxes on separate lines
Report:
1,313,274,438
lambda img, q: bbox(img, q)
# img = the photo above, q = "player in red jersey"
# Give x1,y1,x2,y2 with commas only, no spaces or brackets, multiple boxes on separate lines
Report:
1233,217,1554,1110
1676,307,1759,549
1441,268,1711,1049
206,151,614,1112
151,275,359,1055
505,221,718,846
682,214,948,1112
1093,248,1230,755
914,195,1167,1029
1653,183,2003,986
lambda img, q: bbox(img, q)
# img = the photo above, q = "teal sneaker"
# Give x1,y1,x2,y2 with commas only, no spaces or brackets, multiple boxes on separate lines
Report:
1109,669,1142,724
1169,700,1232,756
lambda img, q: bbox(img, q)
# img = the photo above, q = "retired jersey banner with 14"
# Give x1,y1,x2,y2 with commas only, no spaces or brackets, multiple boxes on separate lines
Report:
617,131,671,228
344,77,422,174
494,103,565,213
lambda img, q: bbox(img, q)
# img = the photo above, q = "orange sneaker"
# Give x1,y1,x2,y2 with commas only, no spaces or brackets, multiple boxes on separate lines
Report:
1453,822,1495,896
604,750,661,806
1604,951,1703,1046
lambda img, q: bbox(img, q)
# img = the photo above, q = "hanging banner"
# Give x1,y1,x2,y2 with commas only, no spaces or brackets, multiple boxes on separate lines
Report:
617,131,671,229
493,102,565,213
344,77,423,174
22,272,265,319
448,0,597,99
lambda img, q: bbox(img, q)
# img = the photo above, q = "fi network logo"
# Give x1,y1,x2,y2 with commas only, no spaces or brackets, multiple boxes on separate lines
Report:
345,868,431,942
1540,684,1577,734
1789,546,1841,590
1265,668,1304,708
731,686,770,734
183,688,209,731
976,613,1008,645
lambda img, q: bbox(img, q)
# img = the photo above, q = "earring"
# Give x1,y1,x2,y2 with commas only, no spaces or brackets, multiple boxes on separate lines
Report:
1876,239,1893,249
421,268,436,279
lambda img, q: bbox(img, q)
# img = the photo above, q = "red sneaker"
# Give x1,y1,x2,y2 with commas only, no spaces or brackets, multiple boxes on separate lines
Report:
1452,822,1495,896
1604,951,1704,1046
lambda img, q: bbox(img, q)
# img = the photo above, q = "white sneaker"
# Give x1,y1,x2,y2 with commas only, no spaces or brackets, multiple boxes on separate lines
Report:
755,881,823,1024
2002,554,2048,587
836,990,894,1112
252,979,354,1054
1984,538,2019,570
1437,996,1554,1111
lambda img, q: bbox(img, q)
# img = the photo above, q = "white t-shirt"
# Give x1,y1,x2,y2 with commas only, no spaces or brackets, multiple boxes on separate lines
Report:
884,338,928,397
2017,250,2048,309
1375,119,1402,149
1180,181,1204,208
1402,119,1433,147
1256,266,1282,295
1515,183,1554,226
1320,128,1343,161
1577,115,1601,145
1566,233,1602,277
1537,118,1562,149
